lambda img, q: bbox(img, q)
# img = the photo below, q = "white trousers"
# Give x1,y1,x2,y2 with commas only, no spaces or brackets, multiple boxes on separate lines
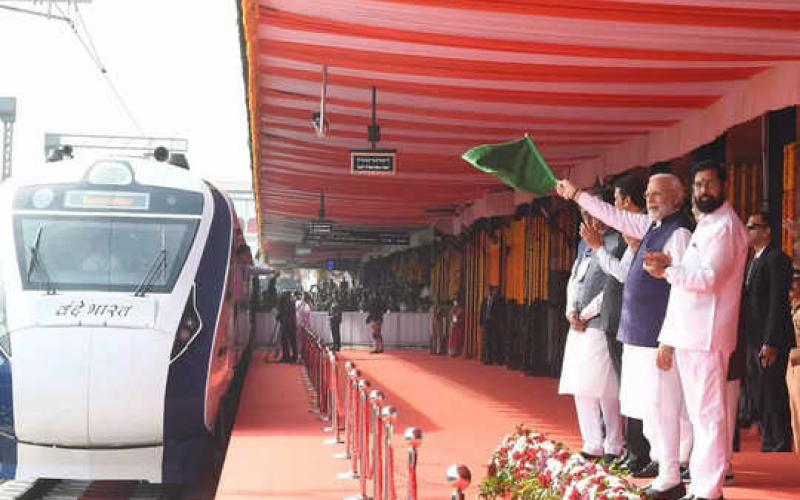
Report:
643,404,693,466
574,394,625,456
676,348,729,499
648,360,693,490
725,379,740,473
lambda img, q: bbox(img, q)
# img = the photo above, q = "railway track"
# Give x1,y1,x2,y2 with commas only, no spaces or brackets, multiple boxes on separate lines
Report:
0,479,206,499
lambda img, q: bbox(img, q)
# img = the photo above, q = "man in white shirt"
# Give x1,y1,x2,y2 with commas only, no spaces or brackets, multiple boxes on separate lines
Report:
559,208,624,462
296,292,313,332
644,160,748,500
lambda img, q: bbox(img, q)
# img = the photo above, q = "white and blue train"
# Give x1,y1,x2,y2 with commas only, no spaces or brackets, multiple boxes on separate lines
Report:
0,152,253,483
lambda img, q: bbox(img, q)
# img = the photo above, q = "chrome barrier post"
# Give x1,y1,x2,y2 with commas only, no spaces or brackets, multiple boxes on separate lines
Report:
324,352,342,441
335,365,358,465
369,391,385,500
349,375,363,477
381,406,397,500
404,428,422,500
357,379,371,497
346,378,372,499
446,464,471,500
319,341,330,420
307,335,321,416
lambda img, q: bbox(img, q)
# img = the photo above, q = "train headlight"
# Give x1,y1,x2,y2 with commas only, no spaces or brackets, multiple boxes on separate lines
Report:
31,188,55,209
87,160,134,186
170,286,202,362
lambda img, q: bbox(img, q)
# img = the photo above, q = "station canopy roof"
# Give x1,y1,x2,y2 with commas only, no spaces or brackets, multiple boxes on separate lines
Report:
240,0,800,262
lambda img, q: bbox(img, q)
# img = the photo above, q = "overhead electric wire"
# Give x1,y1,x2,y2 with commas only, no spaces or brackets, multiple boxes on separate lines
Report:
0,3,70,22
1,1,144,135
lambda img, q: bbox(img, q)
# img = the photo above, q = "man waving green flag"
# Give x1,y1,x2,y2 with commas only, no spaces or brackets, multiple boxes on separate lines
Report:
462,135,557,195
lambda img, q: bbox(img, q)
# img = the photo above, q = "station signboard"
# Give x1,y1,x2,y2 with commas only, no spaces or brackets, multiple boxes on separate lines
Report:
350,149,396,175
307,220,333,236
306,229,409,246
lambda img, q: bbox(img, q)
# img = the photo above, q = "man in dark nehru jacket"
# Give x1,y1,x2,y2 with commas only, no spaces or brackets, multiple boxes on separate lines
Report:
742,211,796,452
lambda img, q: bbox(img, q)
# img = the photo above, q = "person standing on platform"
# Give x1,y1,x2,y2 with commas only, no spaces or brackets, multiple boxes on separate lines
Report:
448,298,465,356
277,291,297,363
559,207,625,462
366,292,386,354
556,174,694,498
296,292,313,332
741,211,796,452
642,160,748,500
787,271,800,452
430,302,444,355
480,285,502,364
329,293,343,352
579,174,653,473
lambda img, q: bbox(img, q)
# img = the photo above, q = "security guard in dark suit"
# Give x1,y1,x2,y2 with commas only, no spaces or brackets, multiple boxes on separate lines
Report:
742,212,796,452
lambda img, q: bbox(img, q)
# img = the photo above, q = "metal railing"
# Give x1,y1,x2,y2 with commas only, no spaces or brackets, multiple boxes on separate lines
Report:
297,326,472,499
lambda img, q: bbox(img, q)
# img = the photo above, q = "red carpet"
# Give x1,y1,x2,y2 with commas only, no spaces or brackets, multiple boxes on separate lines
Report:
216,349,800,499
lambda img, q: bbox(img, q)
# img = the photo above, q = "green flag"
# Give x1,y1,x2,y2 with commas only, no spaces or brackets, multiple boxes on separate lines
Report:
462,136,557,195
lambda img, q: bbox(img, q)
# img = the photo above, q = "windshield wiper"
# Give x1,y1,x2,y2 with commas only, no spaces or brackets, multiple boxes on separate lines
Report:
26,226,56,295
134,228,167,297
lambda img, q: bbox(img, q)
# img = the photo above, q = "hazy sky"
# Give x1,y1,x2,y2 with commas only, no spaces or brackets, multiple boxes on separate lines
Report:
0,0,252,187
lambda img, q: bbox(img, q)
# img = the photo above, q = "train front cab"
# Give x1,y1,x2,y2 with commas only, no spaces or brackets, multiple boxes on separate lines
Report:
0,158,247,483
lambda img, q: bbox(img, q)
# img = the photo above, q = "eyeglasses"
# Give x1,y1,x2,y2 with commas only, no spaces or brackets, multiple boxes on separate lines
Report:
746,223,768,230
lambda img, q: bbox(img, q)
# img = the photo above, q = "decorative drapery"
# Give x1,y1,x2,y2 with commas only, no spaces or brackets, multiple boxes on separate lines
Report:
246,0,800,256
784,142,800,261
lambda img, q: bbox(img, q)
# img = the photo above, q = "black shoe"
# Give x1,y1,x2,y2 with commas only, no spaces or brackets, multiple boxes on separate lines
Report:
580,451,602,461
602,453,622,466
622,457,650,474
643,482,686,500
633,461,659,478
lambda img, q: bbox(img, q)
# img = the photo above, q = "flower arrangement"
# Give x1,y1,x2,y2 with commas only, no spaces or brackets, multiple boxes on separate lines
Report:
479,425,643,500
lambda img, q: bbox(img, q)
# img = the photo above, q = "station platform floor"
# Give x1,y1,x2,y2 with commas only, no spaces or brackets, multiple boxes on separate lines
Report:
215,348,800,499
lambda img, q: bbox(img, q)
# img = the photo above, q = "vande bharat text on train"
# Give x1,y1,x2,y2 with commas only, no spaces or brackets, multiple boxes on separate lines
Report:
0,144,254,483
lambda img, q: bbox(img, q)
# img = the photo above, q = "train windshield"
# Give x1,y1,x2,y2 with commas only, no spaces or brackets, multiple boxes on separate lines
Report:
14,215,199,293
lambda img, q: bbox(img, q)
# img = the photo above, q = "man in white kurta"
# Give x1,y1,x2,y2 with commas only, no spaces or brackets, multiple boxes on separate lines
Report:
559,213,623,460
645,161,748,500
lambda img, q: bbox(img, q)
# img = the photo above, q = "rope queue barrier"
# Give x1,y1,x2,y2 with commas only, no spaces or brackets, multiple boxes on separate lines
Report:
404,428,422,500
296,326,453,498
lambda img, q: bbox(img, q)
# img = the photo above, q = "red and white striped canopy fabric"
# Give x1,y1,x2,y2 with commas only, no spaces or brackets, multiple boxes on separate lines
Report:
249,0,800,258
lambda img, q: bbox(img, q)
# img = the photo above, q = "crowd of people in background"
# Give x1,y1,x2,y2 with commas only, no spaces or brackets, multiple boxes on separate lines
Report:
257,274,434,358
